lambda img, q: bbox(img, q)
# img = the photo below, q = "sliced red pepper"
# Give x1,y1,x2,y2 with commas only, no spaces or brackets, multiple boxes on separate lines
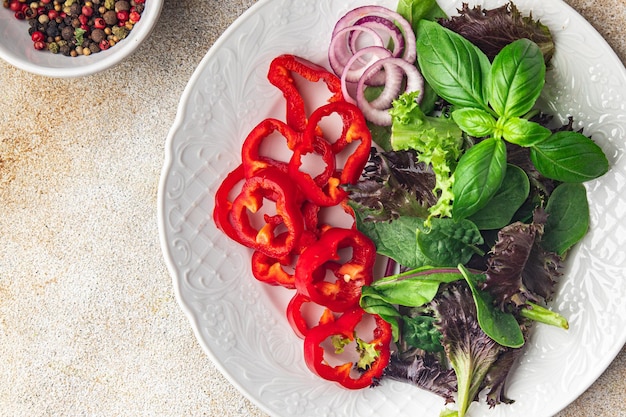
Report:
286,292,335,339
229,167,303,258
268,54,344,132
213,164,246,243
250,250,295,289
294,227,375,312
303,307,392,389
241,118,302,179
303,101,372,185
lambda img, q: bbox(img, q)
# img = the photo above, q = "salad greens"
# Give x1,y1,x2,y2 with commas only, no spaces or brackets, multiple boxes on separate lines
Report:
344,1,610,416
416,20,607,220
389,91,463,220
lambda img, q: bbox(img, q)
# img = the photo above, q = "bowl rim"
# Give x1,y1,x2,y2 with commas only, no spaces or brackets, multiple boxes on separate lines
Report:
0,0,164,78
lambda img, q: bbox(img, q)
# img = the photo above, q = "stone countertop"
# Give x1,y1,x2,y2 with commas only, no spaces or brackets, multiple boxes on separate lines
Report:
0,0,624,416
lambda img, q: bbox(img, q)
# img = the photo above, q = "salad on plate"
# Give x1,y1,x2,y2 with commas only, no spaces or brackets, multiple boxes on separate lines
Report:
210,1,612,416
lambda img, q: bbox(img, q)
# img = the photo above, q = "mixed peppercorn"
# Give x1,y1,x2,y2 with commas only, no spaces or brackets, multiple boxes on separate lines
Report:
3,0,145,56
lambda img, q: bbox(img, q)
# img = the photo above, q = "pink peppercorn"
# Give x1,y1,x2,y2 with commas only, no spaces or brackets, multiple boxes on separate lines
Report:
93,17,106,29
129,10,140,22
99,39,110,50
33,40,46,50
116,10,129,23
82,5,92,17
31,31,45,43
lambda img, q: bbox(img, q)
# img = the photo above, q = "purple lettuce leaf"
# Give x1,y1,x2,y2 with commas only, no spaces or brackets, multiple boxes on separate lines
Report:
440,2,555,64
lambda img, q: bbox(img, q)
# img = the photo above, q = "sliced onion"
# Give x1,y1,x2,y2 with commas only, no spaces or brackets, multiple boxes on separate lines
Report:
331,5,416,64
355,57,425,126
351,15,404,60
328,25,384,82
340,46,393,104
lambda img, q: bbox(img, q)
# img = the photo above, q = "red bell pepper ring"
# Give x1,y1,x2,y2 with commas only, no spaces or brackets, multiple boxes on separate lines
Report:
250,250,295,289
286,292,335,339
289,135,346,207
241,118,302,179
213,164,246,244
303,307,392,389
267,54,344,132
229,167,304,259
294,227,376,312
302,101,372,185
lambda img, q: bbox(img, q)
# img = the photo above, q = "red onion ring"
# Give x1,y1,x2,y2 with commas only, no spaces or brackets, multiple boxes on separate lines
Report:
340,46,394,104
329,26,385,85
331,5,416,64
350,15,404,60
355,57,425,126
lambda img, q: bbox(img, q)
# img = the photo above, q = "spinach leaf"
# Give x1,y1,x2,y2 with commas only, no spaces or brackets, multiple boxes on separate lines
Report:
530,130,609,182
452,137,508,220
520,301,569,329
360,286,403,339
417,218,484,265
458,265,525,348
468,164,530,230
542,182,590,255
354,213,430,269
489,38,546,118
360,267,464,340
417,20,491,111
368,266,464,306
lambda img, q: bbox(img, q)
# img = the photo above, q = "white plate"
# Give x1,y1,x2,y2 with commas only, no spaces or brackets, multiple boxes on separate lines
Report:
158,1,626,416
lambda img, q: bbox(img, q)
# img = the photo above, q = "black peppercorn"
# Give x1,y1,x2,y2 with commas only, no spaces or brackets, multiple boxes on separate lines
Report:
69,3,81,17
61,26,74,41
90,28,106,43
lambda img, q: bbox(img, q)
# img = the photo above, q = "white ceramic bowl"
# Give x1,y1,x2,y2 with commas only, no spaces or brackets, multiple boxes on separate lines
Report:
0,0,163,78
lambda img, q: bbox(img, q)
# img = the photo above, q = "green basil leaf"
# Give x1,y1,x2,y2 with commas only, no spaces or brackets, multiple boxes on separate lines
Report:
468,164,530,230
396,0,446,28
417,218,484,265
452,138,508,220
489,38,546,118
530,131,609,182
452,108,496,137
417,20,491,111
542,183,590,255
501,117,552,146
458,265,525,348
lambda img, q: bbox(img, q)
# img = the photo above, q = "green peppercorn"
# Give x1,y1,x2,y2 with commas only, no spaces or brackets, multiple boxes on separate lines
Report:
48,42,60,53
104,0,114,10
111,25,128,40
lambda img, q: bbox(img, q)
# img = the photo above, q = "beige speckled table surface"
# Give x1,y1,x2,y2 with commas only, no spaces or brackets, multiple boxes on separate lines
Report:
0,0,624,416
